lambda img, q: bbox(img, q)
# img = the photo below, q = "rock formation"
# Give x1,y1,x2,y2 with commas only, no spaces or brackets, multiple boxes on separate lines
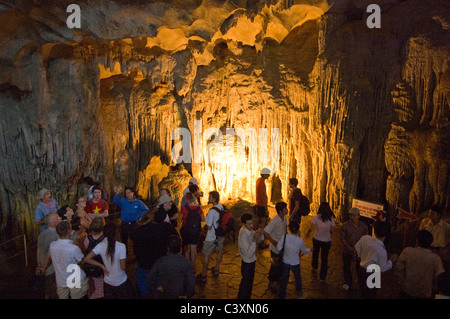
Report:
0,0,448,240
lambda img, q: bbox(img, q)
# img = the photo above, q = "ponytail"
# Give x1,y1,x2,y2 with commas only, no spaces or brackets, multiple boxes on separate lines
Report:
102,222,116,262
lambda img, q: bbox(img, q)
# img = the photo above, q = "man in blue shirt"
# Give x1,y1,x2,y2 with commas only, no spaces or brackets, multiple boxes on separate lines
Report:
113,186,149,247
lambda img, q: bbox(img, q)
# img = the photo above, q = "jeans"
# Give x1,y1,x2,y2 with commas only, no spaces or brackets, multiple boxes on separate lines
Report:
312,238,331,280
238,261,255,299
135,266,150,297
135,266,161,297
342,252,358,288
357,264,378,299
278,262,302,299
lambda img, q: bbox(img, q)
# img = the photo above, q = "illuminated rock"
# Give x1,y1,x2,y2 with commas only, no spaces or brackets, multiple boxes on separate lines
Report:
0,0,448,239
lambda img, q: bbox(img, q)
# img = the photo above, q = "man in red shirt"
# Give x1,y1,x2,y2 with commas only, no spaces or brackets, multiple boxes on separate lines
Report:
254,167,270,231
85,186,109,223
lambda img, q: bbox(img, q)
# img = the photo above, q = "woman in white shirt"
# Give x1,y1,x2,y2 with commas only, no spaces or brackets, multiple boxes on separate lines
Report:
83,222,136,299
277,222,311,299
306,202,336,282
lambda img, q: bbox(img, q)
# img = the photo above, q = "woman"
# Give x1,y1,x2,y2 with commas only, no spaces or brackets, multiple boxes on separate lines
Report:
70,216,87,252
83,222,136,299
75,196,93,231
179,192,205,271
306,202,336,282
277,222,311,299
82,218,105,299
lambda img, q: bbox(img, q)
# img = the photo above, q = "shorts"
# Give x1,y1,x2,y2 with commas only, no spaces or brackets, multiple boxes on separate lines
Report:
180,226,200,245
57,275,89,299
253,205,268,218
202,237,225,255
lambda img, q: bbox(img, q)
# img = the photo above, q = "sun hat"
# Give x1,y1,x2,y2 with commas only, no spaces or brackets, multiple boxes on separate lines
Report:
189,177,199,185
158,195,173,206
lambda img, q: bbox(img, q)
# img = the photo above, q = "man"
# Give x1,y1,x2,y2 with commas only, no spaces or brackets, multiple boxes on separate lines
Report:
129,210,178,297
288,178,308,228
419,205,450,254
340,207,368,291
395,230,444,299
34,188,59,232
254,168,270,231
36,212,60,299
85,186,109,221
148,235,196,299
238,213,264,299
262,201,288,293
113,185,149,247
355,220,394,299
197,191,224,281
181,177,203,206
38,221,89,299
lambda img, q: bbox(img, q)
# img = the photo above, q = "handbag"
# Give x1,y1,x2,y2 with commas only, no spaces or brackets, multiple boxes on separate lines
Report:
279,233,287,259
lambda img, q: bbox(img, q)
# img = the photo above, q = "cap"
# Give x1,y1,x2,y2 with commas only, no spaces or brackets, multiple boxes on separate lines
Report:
349,207,360,215
260,167,271,175
38,188,50,200
158,195,173,206
189,177,199,185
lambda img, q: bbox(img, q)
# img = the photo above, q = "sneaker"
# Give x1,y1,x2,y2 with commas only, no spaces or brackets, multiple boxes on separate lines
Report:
196,274,207,282
342,284,350,291
211,267,219,277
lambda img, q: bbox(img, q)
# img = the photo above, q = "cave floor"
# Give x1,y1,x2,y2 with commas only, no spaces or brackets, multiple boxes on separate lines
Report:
0,199,410,300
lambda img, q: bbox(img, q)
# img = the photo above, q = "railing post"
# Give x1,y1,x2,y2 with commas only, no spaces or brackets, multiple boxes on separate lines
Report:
23,234,28,267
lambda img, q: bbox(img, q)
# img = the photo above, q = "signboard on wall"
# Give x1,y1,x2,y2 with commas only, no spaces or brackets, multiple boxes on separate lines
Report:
352,198,384,219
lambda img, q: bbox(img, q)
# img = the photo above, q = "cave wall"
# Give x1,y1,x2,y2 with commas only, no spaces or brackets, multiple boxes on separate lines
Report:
0,0,449,240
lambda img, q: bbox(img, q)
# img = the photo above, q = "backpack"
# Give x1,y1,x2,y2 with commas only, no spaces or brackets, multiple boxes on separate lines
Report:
83,235,105,277
211,206,235,237
185,205,202,236
299,195,310,216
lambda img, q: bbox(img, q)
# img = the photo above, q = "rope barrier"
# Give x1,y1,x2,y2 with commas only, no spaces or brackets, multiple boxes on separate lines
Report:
0,234,28,267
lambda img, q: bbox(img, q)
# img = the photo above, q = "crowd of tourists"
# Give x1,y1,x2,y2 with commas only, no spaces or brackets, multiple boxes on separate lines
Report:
33,170,450,299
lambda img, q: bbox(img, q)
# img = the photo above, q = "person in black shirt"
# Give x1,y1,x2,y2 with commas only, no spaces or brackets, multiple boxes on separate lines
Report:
129,210,178,297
